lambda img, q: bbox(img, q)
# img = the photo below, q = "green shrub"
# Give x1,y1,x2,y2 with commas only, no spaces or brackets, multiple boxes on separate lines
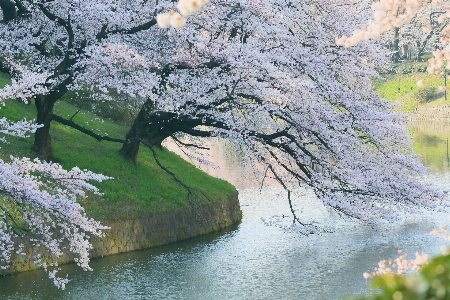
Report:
414,87,438,103
393,62,428,74
347,254,450,300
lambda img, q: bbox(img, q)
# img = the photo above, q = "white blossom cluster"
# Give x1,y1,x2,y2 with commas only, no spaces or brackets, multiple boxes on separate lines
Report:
363,250,430,278
0,66,51,104
0,118,42,139
363,221,450,279
0,154,111,288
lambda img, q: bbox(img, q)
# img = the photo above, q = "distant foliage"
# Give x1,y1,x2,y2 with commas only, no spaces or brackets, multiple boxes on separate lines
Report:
393,62,428,74
340,0,450,77
65,90,140,126
414,86,438,103
348,254,450,300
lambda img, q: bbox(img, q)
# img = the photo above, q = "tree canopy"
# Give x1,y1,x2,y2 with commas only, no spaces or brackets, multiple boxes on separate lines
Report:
0,0,448,288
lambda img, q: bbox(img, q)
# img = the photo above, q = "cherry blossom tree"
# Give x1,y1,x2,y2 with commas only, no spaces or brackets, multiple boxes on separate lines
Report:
0,0,447,288
1,0,445,224
0,0,164,159
0,117,110,289
118,0,445,228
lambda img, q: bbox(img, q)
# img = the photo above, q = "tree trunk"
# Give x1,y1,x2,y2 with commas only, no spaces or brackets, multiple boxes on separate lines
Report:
119,102,149,162
119,113,168,162
119,138,140,162
33,95,56,160
392,27,400,63
0,0,17,23
119,100,175,163
120,99,214,163
401,44,408,60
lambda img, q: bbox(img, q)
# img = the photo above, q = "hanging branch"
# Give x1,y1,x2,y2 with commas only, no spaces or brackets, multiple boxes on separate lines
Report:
170,134,210,150
69,100,89,121
52,115,126,143
141,140,213,204
264,163,321,234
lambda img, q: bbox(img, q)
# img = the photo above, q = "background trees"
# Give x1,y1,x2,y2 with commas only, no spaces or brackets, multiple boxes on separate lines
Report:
339,0,450,74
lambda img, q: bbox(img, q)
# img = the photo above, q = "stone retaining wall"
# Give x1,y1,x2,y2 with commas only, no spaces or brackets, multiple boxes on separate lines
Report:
408,120,450,135
407,104,450,122
2,193,241,275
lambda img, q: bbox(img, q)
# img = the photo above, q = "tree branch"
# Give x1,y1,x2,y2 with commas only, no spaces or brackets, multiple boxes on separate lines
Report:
170,135,210,150
96,19,157,41
52,114,126,143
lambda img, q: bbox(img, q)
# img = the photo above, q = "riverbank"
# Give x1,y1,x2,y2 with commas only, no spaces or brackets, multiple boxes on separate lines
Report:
373,72,450,122
375,73,449,111
0,75,242,275
407,104,450,122
2,192,242,275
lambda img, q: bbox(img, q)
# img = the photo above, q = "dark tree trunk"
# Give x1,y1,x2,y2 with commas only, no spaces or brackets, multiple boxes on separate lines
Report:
119,118,142,162
0,0,17,23
392,27,400,63
119,138,141,162
33,95,56,160
120,99,216,163
119,100,189,163
119,112,170,162
119,100,156,162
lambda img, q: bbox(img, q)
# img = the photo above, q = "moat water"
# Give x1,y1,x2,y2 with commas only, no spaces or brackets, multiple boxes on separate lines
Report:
0,121,449,300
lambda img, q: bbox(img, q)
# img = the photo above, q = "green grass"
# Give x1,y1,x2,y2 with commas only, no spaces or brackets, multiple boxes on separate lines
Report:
375,73,449,110
0,73,10,87
0,86,236,222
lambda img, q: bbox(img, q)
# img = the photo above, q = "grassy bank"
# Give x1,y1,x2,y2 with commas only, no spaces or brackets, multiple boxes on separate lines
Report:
375,72,449,110
0,75,236,222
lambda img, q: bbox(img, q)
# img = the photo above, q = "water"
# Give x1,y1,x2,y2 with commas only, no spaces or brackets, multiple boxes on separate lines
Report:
0,122,449,300
409,121,450,174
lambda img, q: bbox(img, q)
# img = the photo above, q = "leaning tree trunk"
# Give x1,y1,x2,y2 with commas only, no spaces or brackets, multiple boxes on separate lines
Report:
0,0,17,23
120,99,214,163
119,132,141,163
33,95,56,160
119,102,151,162
119,112,169,163
119,101,181,163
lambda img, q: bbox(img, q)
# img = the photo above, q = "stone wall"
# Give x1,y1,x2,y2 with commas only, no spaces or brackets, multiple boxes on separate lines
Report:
2,193,241,275
407,104,450,122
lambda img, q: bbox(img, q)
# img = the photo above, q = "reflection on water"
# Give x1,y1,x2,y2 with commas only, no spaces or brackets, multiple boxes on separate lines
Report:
1,187,447,300
0,122,449,300
410,121,450,174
